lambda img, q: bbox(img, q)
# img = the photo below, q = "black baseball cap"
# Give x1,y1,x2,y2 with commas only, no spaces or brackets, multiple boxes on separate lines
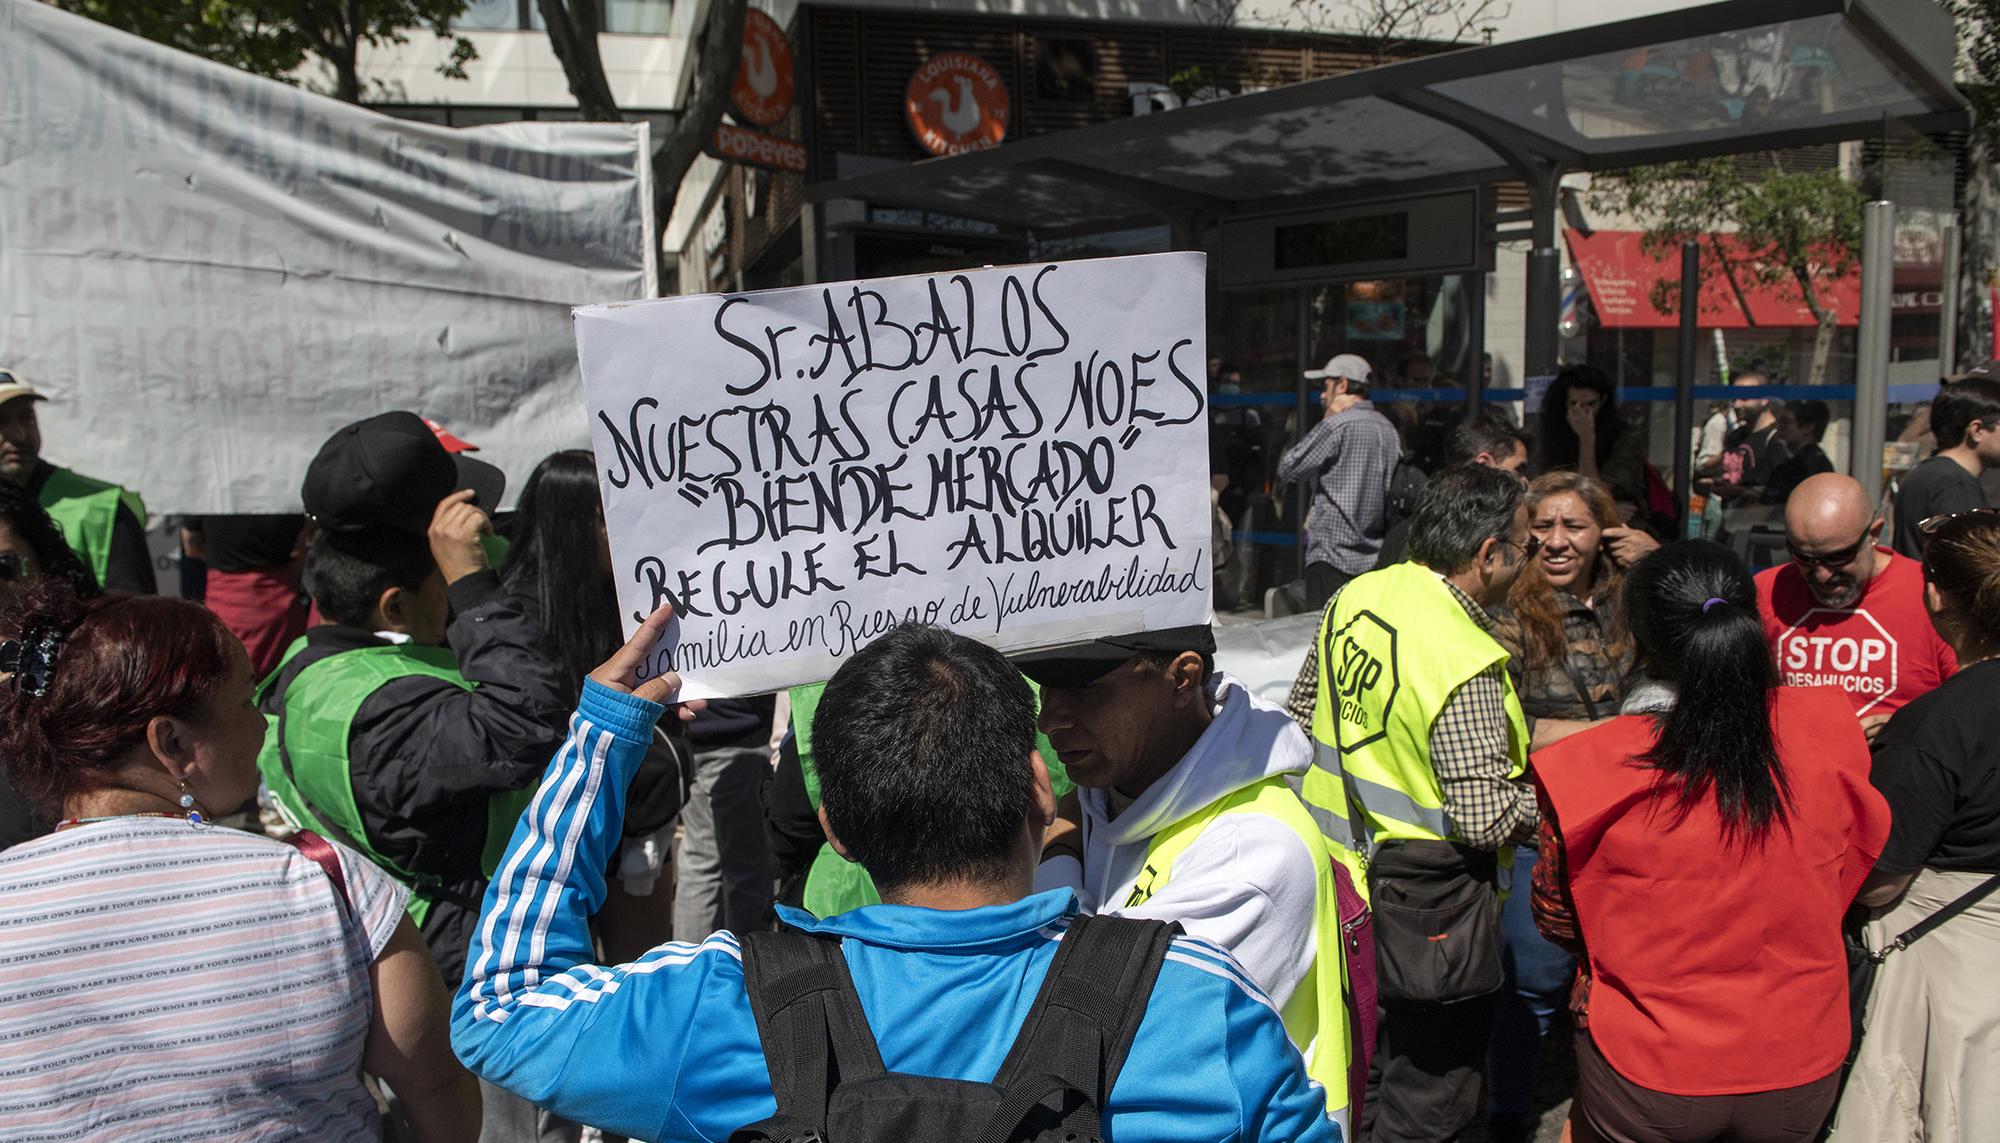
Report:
1012,624,1218,689
303,411,468,535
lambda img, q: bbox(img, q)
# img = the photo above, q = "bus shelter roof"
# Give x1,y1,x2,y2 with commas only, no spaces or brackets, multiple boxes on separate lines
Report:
808,0,1969,235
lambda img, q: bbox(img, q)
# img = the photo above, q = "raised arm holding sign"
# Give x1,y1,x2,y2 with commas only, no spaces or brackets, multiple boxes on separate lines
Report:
576,252,1213,699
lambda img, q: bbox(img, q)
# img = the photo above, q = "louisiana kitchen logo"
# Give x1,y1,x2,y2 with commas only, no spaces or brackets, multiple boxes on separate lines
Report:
905,52,1009,157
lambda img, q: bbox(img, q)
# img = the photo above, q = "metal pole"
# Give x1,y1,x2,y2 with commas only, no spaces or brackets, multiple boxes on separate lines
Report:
1295,288,1311,583
1465,271,1486,416
1854,200,1896,511
1673,241,1699,539
1524,169,1562,379
1941,220,1962,375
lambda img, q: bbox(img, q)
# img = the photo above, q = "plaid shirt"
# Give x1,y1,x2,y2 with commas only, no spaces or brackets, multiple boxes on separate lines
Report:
1275,401,1402,574
1287,577,1539,851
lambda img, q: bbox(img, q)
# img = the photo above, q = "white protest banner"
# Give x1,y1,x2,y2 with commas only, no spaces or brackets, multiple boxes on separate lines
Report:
0,0,652,512
578,253,1213,699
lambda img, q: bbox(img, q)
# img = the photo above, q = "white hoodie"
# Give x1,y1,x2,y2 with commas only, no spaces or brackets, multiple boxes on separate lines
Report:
1034,671,1321,1012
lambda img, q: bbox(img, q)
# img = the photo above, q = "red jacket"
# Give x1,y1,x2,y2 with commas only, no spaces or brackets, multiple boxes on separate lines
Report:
1531,686,1890,1095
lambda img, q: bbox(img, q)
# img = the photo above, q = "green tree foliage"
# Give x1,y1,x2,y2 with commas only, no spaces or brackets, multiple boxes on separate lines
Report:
1952,0,2000,154
1598,157,1864,385
46,0,478,104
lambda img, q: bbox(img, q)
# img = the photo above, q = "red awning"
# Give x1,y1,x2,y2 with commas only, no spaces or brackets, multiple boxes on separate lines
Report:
1565,229,1749,329
1713,235,1860,328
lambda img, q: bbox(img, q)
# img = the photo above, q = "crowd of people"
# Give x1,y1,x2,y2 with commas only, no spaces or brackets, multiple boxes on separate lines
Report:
0,348,1996,1143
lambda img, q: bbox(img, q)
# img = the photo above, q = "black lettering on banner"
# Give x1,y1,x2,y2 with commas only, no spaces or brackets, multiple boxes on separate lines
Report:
605,258,1208,679
1000,274,1032,354
714,297,773,395
1025,265,1073,361
599,400,658,490
809,289,861,382
633,556,708,621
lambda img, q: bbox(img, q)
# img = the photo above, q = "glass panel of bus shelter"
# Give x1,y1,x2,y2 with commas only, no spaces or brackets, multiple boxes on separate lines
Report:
1209,288,1301,612
1429,13,1936,155
1579,304,1857,555
1873,128,1958,499
1304,275,1476,472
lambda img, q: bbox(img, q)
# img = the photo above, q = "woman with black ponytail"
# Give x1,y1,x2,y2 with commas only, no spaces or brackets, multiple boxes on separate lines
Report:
1527,541,1890,1142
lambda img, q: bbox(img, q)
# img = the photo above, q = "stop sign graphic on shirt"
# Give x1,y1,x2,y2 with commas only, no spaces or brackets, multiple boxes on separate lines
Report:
1775,608,1898,715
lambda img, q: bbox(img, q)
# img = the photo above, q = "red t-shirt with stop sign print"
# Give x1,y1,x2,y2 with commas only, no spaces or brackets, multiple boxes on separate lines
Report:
1755,547,1959,718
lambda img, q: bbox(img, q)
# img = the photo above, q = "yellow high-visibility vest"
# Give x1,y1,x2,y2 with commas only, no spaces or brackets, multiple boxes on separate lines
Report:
1128,776,1354,1126
1303,561,1528,854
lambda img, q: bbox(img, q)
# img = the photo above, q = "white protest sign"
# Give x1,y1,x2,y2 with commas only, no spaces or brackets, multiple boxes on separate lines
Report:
0,0,653,513
578,252,1213,699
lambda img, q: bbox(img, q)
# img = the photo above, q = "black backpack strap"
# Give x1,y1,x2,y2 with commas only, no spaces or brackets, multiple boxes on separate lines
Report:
735,928,889,1141
1877,871,2000,959
986,915,1181,1141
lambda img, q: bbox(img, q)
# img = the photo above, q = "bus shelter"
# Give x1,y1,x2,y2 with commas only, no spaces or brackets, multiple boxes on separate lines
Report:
809,0,1968,589
811,0,1967,389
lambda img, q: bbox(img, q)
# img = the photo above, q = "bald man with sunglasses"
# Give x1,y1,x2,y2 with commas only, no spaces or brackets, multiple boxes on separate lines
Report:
1754,474,1959,740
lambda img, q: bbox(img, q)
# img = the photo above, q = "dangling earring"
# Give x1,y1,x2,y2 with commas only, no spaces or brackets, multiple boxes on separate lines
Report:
177,780,207,830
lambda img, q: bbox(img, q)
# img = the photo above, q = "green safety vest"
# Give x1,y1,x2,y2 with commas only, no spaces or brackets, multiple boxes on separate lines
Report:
1128,776,1354,1119
790,680,1073,918
38,466,145,589
1303,561,1528,855
256,639,534,926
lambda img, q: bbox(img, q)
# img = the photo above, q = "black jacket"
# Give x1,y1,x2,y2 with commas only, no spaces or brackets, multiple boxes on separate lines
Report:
259,570,571,988
27,460,154,594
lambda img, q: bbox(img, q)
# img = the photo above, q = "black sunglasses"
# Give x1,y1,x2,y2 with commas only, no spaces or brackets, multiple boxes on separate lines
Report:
1788,529,1873,570
0,553,21,582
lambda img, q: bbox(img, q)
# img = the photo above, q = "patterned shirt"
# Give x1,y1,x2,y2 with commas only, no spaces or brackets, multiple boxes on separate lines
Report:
1288,578,1539,850
1275,401,1402,574
0,818,408,1140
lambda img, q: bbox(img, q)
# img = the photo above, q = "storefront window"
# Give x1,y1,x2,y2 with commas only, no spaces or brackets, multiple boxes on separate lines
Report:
605,0,673,35
454,0,523,29
1209,289,1301,610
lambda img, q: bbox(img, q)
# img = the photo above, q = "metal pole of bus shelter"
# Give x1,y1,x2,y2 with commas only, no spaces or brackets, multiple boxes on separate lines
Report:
1673,241,1699,539
1941,220,1962,374
1855,201,1896,512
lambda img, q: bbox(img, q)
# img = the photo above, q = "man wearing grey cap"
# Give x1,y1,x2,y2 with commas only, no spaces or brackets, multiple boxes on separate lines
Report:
1275,353,1402,615
0,370,153,593
1019,625,1361,1133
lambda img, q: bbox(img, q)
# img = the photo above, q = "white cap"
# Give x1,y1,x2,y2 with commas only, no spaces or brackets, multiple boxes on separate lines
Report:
1304,353,1372,383
0,369,44,408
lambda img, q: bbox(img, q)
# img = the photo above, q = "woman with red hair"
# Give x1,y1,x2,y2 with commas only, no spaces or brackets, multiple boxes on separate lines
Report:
0,580,478,1140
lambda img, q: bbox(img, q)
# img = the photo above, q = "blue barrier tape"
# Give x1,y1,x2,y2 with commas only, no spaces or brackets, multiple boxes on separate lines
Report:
1232,530,1301,546
1292,383,1942,405
1211,393,1300,407
1372,387,1490,402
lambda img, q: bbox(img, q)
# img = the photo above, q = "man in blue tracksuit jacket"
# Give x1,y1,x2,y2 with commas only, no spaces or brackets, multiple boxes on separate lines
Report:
452,610,1341,1143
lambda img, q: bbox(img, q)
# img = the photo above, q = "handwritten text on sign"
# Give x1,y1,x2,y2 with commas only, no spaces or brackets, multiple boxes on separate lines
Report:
576,253,1212,699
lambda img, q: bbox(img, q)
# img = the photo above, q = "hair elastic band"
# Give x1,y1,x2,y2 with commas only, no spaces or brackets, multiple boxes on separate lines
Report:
1702,597,1728,614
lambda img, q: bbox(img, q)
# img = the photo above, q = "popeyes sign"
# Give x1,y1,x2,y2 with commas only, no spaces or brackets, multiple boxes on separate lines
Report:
710,7,807,173
905,52,1009,156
